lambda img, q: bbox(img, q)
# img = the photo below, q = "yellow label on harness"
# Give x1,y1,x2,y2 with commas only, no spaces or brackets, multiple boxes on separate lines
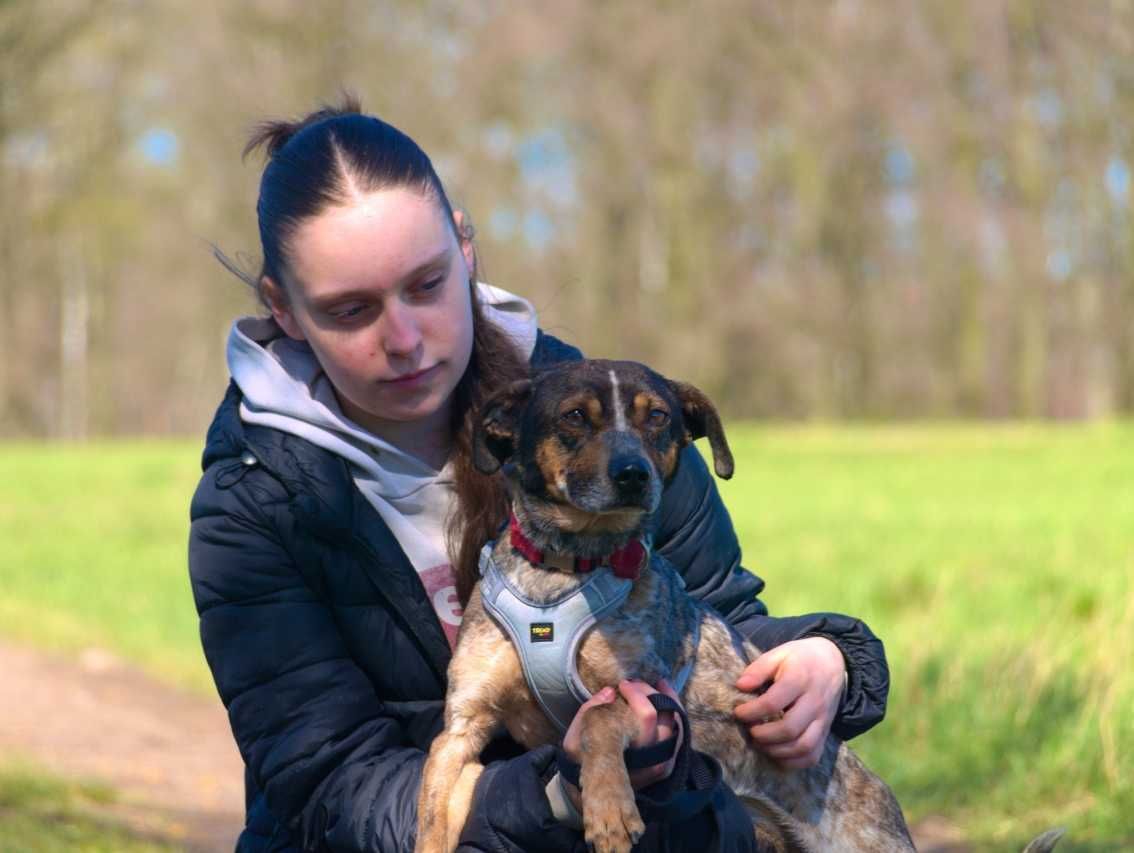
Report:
529,623,554,643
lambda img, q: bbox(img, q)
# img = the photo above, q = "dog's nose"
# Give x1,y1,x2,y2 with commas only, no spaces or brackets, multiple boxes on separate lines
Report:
610,457,650,494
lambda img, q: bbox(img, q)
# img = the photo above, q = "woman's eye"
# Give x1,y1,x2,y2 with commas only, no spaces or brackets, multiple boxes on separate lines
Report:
332,304,368,320
561,409,586,426
414,277,444,297
647,409,669,426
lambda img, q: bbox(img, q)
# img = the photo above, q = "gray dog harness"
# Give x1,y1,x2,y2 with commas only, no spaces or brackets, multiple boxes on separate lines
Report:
478,540,696,734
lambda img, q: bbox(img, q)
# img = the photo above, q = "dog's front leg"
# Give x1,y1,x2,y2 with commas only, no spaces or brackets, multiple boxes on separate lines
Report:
417,712,496,853
577,699,647,853
417,596,524,853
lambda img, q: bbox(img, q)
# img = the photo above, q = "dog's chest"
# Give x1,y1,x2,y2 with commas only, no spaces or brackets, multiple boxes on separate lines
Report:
572,570,677,691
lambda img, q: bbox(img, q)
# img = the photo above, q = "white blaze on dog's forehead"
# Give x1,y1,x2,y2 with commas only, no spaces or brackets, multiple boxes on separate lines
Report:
609,369,627,431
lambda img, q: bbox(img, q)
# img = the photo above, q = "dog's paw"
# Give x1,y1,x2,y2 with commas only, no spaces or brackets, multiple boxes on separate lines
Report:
582,792,644,853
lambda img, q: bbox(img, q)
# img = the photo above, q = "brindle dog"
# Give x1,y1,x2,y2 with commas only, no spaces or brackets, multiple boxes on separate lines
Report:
415,359,1059,853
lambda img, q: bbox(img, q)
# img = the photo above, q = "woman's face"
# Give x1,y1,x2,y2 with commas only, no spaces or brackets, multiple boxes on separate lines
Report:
266,187,476,437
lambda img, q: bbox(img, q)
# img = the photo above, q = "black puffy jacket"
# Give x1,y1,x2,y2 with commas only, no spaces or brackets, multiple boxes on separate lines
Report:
189,331,889,852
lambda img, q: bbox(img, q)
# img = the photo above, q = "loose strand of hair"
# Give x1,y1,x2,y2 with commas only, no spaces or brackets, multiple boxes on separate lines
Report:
210,242,259,290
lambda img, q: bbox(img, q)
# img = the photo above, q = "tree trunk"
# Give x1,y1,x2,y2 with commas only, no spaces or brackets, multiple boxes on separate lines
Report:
59,236,89,441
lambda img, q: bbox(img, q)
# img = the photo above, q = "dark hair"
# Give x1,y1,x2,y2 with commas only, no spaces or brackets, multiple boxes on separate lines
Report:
243,93,465,299
231,94,524,604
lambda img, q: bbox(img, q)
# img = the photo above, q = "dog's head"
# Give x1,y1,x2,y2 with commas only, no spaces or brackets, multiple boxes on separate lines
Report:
473,359,733,543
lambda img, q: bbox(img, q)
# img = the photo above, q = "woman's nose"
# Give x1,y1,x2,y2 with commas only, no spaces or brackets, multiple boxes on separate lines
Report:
380,303,423,358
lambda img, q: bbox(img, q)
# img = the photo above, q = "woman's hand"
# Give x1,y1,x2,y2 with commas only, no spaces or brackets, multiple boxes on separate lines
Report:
733,637,846,769
560,679,684,809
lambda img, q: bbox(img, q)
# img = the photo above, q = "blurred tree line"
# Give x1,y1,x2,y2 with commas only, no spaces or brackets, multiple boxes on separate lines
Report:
3,0,1134,438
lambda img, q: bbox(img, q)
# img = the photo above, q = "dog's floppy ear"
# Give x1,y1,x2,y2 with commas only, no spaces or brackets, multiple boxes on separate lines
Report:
473,378,533,474
669,380,734,479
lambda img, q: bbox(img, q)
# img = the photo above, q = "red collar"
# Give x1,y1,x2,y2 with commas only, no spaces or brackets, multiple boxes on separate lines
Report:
508,514,647,580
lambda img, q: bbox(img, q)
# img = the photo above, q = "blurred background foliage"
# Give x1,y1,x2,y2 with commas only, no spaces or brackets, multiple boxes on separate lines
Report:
4,0,1134,438
3,3,1134,848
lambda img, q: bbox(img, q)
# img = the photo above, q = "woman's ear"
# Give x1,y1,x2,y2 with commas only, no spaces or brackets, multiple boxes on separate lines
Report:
261,276,306,341
452,209,477,280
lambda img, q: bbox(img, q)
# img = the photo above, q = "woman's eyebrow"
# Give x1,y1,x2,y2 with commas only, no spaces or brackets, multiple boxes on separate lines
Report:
397,248,452,283
309,248,452,308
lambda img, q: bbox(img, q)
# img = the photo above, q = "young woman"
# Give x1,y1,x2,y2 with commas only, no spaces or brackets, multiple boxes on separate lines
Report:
189,97,890,853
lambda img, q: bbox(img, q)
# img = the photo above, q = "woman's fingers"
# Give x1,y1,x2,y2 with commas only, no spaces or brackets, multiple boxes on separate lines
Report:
747,693,831,769
562,685,617,761
618,679,683,789
655,676,682,703
620,679,679,747
735,645,787,692
760,715,828,768
617,680,661,747
734,673,805,728
744,692,820,745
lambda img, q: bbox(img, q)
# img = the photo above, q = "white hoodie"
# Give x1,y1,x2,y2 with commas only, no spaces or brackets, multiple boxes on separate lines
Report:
226,283,538,649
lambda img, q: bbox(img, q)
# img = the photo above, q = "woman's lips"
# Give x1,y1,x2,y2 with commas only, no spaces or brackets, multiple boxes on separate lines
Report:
382,364,439,387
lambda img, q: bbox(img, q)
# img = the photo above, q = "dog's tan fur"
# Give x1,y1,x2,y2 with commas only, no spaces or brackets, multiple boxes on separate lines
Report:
416,360,1059,853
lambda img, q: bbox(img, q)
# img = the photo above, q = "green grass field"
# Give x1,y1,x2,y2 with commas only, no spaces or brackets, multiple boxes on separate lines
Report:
0,762,176,852
0,441,210,693
1,424,1131,850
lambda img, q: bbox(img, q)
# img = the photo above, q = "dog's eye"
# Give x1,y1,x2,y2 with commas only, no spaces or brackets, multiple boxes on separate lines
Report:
647,409,670,426
561,409,586,426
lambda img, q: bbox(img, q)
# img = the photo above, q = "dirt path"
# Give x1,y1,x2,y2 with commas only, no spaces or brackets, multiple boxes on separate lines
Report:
0,640,965,852
0,641,244,851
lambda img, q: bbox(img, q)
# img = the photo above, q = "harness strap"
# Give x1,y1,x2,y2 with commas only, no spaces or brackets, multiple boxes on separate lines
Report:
477,540,700,736
479,542,632,732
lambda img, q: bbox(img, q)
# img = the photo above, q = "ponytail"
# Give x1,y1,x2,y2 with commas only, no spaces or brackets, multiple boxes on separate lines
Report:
243,94,363,162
